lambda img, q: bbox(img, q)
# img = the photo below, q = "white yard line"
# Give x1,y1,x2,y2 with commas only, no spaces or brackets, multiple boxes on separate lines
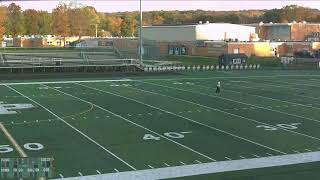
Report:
126,85,317,152
155,81,320,125
77,82,285,155
220,84,320,112
139,81,320,142
54,151,320,180
5,85,136,171
46,84,216,162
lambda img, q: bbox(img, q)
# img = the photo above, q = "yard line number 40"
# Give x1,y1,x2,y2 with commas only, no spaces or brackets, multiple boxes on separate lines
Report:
0,143,44,153
143,131,192,141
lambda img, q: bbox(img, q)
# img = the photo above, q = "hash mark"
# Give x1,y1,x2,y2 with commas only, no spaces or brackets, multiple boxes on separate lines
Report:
252,154,260,158
195,160,202,164
293,150,300,153
164,163,170,167
225,157,232,160
78,172,83,176
59,174,64,178
181,131,192,134
114,168,119,172
148,165,154,169
239,155,246,159
180,161,186,165
96,170,101,174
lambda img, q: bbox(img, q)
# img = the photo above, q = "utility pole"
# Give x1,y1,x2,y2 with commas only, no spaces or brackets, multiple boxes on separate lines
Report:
95,24,98,38
139,0,143,64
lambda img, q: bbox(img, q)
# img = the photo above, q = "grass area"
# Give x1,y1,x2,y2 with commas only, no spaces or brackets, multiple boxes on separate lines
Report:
247,56,281,67
1,70,320,179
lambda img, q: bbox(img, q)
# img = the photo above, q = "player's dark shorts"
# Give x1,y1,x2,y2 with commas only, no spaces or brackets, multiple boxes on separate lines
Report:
216,87,220,93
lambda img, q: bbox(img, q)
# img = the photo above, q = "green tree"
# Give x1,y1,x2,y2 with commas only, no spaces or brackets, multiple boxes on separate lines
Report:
121,13,137,37
69,6,100,38
6,3,24,37
38,11,52,35
23,9,40,35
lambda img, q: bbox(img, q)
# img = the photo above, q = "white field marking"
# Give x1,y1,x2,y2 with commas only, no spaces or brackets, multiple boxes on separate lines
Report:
5,85,137,171
226,81,320,103
59,174,64,178
134,74,320,82
78,83,286,156
0,79,132,86
180,161,186,165
127,85,316,153
181,131,192,134
305,149,312,152
2,74,319,86
267,79,320,89
195,160,202,164
225,157,232,160
50,84,216,162
114,169,119,173
0,122,28,158
239,156,246,159
148,165,154,169
293,150,300,153
252,154,260,158
139,81,320,142
96,170,101,175
266,153,273,156
223,84,320,112
78,172,83,176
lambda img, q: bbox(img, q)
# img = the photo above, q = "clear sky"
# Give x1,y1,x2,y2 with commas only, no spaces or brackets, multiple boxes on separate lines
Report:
1,1,320,13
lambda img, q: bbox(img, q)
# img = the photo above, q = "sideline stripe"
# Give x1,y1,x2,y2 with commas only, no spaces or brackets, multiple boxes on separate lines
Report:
0,79,132,86
5,85,136,171
1,73,320,86
54,151,320,180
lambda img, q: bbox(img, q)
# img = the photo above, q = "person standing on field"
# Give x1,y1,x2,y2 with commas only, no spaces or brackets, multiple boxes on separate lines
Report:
216,81,221,94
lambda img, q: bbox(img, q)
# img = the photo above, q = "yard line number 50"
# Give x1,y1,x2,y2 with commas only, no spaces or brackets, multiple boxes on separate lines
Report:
0,143,44,154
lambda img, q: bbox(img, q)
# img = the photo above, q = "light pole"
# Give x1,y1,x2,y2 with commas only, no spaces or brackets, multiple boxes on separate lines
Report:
139,0,143,64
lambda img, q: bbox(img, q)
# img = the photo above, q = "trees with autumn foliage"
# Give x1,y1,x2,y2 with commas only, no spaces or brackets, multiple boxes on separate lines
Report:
6,3,24,37
2,3,320,40
52,3,70,37
0,6,8,41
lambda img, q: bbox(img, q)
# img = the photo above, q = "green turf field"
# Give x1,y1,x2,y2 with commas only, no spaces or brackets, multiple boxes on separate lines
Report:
1,70,320,179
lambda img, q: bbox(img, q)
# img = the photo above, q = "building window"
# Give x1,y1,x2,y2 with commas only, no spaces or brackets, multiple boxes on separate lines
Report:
233,48,240,54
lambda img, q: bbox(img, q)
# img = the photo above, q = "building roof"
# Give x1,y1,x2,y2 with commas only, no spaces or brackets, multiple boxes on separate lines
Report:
143,23,254,28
